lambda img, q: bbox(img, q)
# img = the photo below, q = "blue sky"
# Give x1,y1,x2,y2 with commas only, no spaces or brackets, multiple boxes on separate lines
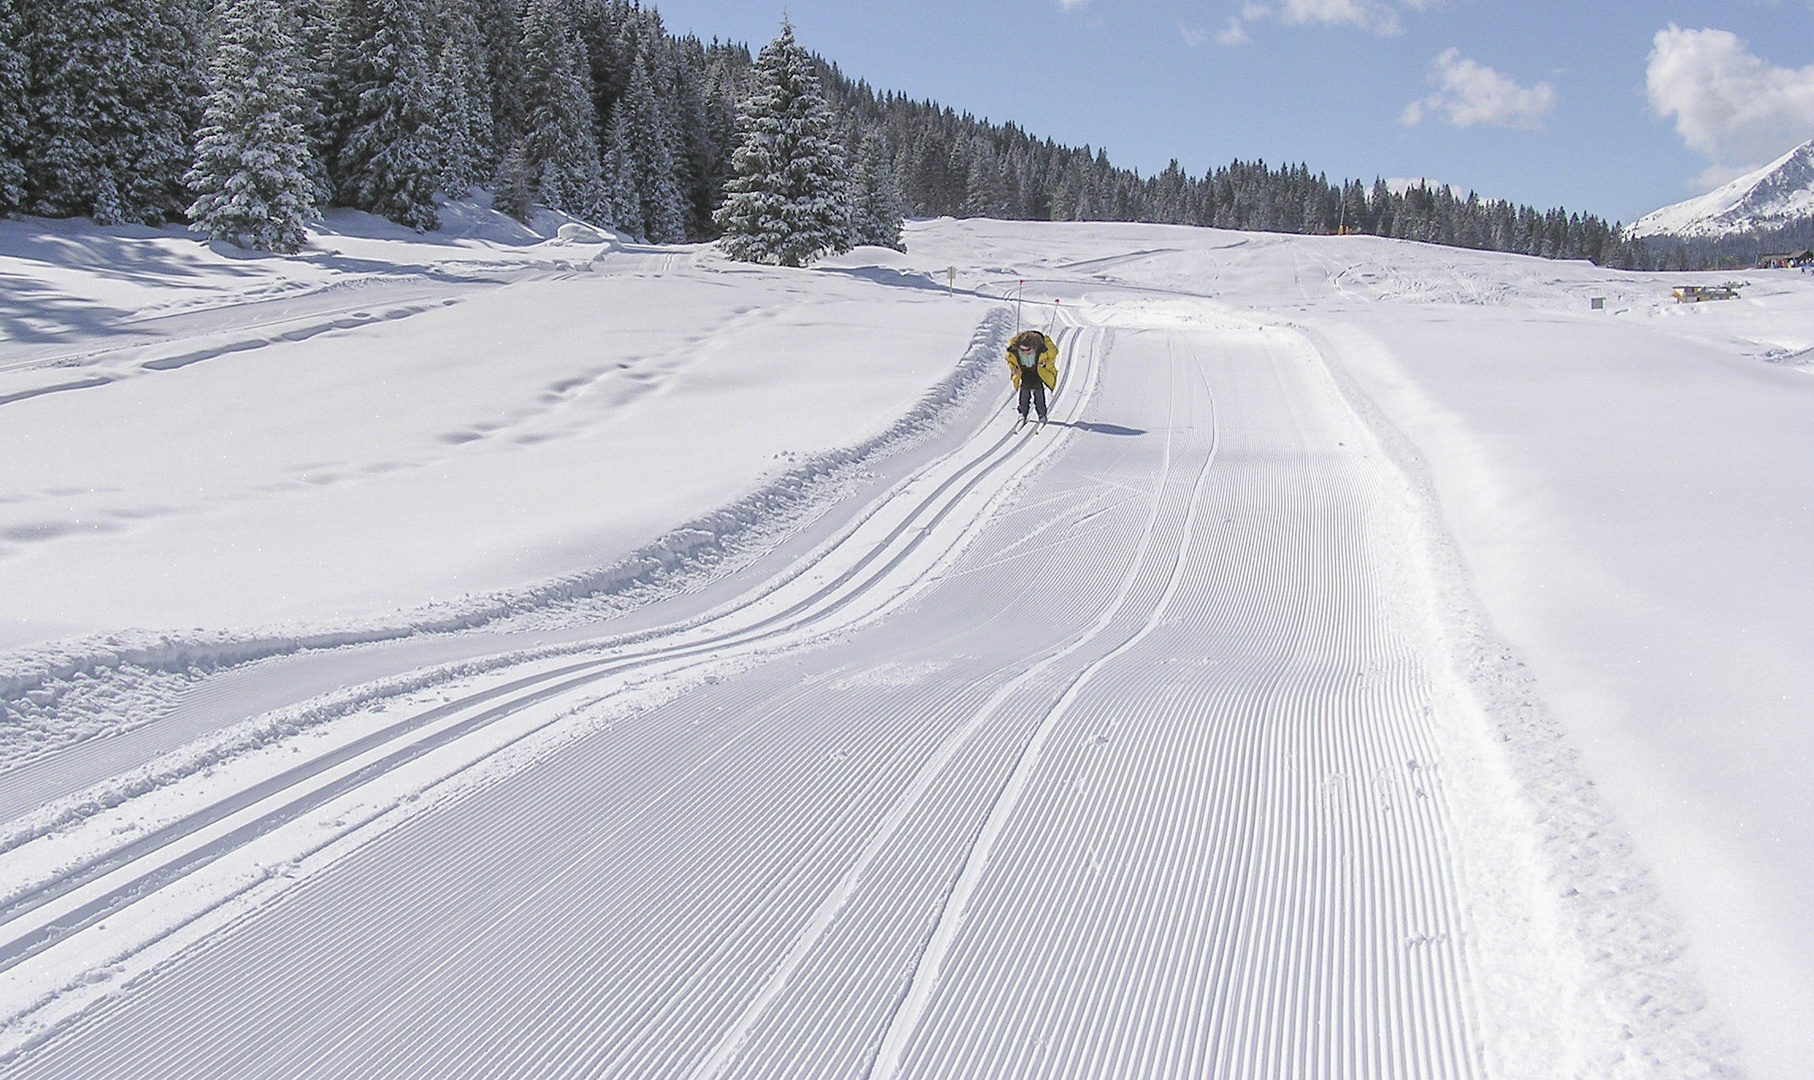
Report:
647,1,1814,224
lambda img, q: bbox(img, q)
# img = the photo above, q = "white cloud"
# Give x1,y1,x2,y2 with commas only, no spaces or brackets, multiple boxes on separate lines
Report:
1276,0,1399,33
1401,48,1555,129
1385,177,1457,197
1179,23,1214,48
1690,162,1758,191
1217,0,1437,44
1056,0,1089,8
1646,25,1814,181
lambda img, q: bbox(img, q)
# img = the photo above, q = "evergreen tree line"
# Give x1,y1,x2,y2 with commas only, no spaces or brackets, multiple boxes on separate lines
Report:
1636,220,1814,272
0,0,869,253
1,0,1660,269
826,77,1660,268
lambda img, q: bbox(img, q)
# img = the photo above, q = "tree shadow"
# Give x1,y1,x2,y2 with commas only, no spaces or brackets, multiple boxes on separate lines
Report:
0,270,139,343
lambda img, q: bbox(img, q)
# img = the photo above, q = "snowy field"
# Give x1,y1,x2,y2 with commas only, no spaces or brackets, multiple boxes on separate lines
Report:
1,206,1810,1078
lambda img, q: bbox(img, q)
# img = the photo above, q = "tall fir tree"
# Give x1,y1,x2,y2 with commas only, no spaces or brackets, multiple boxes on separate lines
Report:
695,46,748,236
714,21,853,267
17,0,205,223
600,108,643,238
0,0,26,214
184,0,320,252
619,60,687,243
572,0,632,131
669,36,720,239
331,0,441,230
491,139,534,222
430,0,495,194
477,0,526,168
282,2,332,206
962,143,1009,220
851,131,904,250
518,0,606,223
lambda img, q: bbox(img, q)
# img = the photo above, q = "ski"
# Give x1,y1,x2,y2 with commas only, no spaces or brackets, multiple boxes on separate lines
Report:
1010,416,1027,434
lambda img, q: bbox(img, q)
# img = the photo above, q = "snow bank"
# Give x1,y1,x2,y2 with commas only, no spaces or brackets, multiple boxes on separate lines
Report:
3,198,1018,765
1,301,1011,763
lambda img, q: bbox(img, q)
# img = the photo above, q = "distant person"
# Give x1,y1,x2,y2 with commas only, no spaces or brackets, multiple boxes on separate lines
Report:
1006,329,1058,431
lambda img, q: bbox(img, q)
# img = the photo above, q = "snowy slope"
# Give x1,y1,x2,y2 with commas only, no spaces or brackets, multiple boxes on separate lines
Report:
0,213,995,650
1629,138,1814,239
3,211,1812,1078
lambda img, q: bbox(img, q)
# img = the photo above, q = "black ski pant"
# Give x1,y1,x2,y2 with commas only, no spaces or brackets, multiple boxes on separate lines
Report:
1017,375,1048,420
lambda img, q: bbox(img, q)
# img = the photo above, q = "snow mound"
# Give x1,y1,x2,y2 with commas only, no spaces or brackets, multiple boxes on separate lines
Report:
554,222,610,245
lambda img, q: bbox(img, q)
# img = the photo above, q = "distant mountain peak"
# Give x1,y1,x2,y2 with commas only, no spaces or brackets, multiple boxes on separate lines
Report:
1629,140,1814,241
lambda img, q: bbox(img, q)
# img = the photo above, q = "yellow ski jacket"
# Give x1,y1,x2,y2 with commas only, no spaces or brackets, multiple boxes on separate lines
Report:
1005,331,1058,391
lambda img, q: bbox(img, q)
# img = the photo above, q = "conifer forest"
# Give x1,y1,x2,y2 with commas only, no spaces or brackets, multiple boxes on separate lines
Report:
0,0,1659,267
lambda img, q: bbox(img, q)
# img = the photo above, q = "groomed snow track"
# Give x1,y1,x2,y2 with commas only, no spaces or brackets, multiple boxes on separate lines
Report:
1,313,1491,1078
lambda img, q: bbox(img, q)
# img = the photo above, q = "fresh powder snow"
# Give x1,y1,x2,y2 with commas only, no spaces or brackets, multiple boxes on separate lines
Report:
1,205,1811,1079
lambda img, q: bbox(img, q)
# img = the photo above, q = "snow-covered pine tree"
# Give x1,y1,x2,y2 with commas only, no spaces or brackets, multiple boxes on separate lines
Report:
572,0,632,125
1152,160,1187,225
619,60,687,243
1052,157,1089,221
1003,144,1038,220
332,0,441,230
851,131,904,250
285,1,335,207
1368,178,1393,236
962,144,1009,220
430,0,495,195
0,0,26,214
476,0,526,166
184,0,319,252
695,45,748,235
492,138,533,222
714,20,854,267
17,0,205,224
321,0,378,175
518,0,606,224
669,36,720,239
902,129,954,218
601,107,643,239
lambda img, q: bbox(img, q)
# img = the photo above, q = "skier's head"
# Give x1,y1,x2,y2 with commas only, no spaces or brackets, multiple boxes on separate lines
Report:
1012,331,1044,355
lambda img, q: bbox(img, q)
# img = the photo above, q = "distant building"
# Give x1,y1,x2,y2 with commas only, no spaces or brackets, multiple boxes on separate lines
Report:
1672,284,1741,302
1755,250,1814,269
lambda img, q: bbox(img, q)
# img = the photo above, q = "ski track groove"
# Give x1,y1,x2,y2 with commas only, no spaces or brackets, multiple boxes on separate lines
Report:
1,314,1491,1079
863,336,1212,1080
0,324,1099,971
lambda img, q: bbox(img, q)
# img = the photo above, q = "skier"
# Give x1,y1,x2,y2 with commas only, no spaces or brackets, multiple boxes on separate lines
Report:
1006,329,1058,431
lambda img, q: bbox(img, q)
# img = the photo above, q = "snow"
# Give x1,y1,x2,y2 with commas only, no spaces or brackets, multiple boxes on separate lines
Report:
1629,138,1814,239
2,205,1812,1078
0,208,994,648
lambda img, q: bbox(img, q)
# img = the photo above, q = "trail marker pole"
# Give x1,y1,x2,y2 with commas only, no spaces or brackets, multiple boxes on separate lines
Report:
947,266,955,297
